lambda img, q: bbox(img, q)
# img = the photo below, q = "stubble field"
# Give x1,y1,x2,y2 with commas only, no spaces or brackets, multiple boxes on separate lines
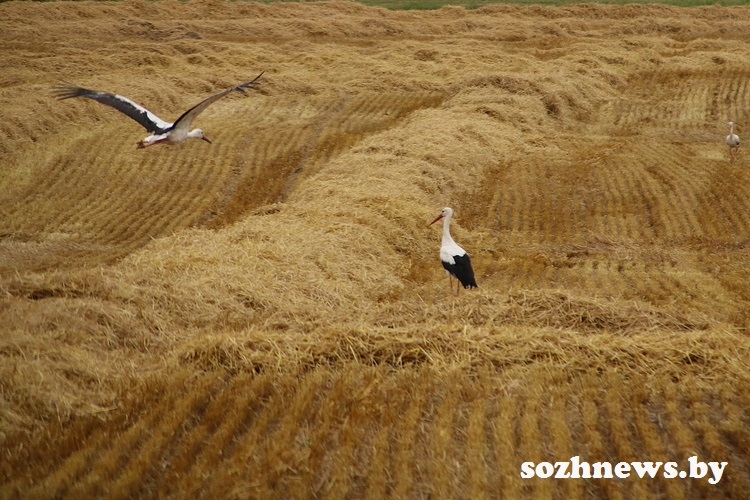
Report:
1,1,750,497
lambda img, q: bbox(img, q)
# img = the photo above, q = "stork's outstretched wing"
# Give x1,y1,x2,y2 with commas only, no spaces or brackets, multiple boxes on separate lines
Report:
52,83,173,134
169,71,265,134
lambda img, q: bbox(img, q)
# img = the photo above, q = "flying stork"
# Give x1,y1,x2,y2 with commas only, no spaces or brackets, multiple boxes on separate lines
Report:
726,121,740,162
429,207,477,296
52,72,264,148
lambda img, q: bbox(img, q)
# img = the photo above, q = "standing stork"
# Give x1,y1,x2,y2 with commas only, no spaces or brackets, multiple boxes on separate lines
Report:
429,207,477,296
52,72,264,148
726,121,740,162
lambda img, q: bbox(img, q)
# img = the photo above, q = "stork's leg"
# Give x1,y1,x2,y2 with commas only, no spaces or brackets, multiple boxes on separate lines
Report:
448,274,459,297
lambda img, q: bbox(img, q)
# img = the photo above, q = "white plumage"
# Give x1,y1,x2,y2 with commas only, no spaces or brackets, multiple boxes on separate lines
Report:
726,121,740,162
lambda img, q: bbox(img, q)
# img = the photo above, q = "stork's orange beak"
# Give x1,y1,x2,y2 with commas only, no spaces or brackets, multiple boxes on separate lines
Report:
429,214,444,226
202,136,212,144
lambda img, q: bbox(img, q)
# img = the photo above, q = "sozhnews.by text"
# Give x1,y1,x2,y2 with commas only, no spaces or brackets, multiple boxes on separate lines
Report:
520,456,727,484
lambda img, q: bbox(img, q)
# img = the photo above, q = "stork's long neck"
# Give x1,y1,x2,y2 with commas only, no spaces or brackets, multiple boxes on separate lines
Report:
730,123,734,134
442,215,456,247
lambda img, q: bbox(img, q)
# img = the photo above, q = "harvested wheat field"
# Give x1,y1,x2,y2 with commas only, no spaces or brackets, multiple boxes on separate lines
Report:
2,0,750,497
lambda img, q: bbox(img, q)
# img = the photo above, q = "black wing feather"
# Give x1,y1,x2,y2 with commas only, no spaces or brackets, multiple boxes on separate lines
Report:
51,83,171,133
443,254,478,289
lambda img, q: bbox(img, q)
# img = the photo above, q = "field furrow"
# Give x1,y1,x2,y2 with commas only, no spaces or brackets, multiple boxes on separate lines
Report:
63,374,222,498
465,397,489,499
325,391,381,499
580,386,625,500
429,388,461,498
487,391,518,497
548,387,583,499
41,137,138,231
363,414,396,500
21,430,114,499
631,386,686,499
389,377,429,499
716,387,750,495
176,377,282,498
602,374,652,499
107,377,228,499
519,388,551,499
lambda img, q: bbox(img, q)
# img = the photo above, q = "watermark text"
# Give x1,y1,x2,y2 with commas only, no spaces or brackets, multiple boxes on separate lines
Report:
520,456,727,484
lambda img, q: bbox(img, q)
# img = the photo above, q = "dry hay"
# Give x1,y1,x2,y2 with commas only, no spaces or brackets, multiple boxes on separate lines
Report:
2,1,750,497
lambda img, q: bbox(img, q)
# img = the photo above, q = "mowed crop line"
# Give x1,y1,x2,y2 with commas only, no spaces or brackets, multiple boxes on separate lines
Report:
620,145,691,242
548,387,583,499
169,376,285,498
701,163,750,240
198,105,296,224
103,378,229,498
5,134,122,237
495,162,543,244
153,373,269,497
105,156,216,244
390,375,430,498
640,143,709,242
588,148,659,242
696,167,750,242
295,373,375,497
26,427,115,498
233,125,300,198
615,153,670,240
469,160,512,236
10,133,140,245
519,387,549,498
323,383,381,500
632,401,675,496
208,92,445,224
431,388,466,497
469,131,734,300
602,375,653,498
614,68,750,130
722,71,750,125
716,388,750,499
90,137,232,246
662,382,714,498
41,133,137,233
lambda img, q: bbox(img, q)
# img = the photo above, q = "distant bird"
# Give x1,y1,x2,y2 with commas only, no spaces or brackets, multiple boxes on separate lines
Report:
429,207,477,295
726,121,740,162
52,72,264,148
